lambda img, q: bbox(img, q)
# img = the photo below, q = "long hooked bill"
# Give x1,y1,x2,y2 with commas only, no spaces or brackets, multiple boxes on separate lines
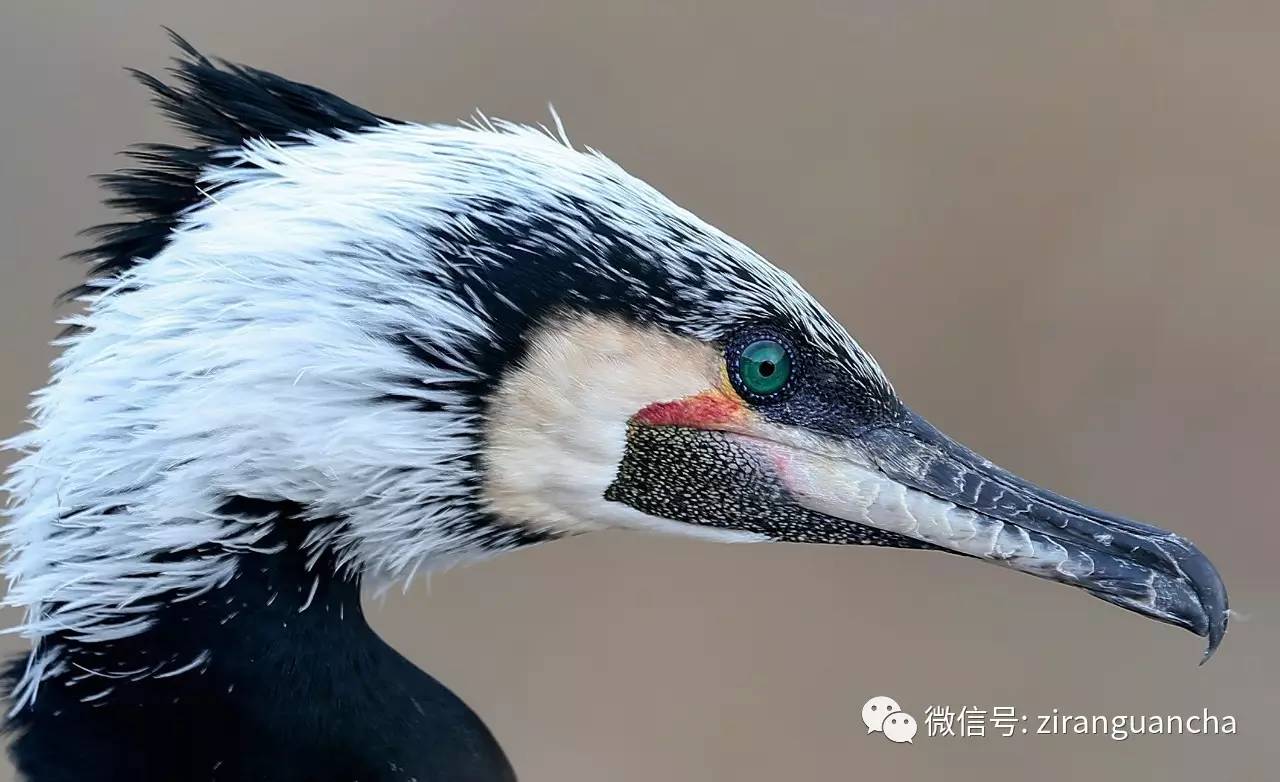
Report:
763,409,1229,660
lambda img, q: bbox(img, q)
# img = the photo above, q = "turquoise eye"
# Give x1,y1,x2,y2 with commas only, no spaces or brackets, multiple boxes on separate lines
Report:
737,339,791,397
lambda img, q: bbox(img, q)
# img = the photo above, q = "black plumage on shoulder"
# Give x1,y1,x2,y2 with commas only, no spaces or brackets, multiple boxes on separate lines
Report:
67,31,393,296
4,500,516,782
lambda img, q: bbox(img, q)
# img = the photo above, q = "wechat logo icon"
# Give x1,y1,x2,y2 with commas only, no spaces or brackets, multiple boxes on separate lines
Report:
862,696,918,744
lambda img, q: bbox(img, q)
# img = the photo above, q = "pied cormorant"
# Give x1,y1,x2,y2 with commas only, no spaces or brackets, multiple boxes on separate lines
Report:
1,34,1228,782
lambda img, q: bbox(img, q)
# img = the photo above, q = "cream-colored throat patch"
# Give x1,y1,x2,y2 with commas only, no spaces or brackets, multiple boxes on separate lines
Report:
482,314,726,536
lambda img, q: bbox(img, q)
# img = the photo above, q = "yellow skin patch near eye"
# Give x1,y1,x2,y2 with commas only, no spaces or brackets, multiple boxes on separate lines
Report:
630,390,746,428
629,361,751,429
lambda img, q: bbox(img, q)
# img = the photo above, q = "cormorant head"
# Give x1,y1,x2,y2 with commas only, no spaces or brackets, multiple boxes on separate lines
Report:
3,37,1227,704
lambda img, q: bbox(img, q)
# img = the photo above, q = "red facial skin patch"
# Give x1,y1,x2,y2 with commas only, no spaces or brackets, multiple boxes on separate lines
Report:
632,391,747,429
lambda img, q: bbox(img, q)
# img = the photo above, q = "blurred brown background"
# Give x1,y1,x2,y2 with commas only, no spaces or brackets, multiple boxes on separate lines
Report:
2,2,1277,780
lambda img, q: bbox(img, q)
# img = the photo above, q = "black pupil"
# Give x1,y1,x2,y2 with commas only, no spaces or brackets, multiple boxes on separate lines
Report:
759,361,775,377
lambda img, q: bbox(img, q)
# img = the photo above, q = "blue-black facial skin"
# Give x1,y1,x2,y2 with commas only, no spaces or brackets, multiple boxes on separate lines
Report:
723,324,905,442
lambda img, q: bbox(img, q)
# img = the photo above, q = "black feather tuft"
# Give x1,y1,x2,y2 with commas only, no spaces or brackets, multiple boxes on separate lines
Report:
66,30,393,299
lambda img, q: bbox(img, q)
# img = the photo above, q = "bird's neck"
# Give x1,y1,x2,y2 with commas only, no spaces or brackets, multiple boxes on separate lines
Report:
5,500,515,782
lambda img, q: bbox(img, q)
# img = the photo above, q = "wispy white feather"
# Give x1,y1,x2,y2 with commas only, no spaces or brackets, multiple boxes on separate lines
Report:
3,118,890,705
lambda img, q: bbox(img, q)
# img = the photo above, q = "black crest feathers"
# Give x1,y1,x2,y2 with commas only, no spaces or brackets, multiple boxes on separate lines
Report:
68,31,391,297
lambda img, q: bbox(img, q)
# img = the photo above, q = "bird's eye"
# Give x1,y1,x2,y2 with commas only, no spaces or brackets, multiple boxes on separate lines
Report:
731,336,793,400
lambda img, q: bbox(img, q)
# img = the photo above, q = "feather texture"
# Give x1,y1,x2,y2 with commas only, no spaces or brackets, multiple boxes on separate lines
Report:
3,37,892,707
